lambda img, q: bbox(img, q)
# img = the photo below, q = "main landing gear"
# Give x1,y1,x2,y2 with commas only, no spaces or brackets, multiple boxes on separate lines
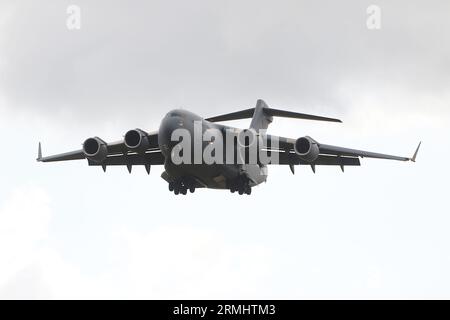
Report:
229,176,252,195
169,178,196,195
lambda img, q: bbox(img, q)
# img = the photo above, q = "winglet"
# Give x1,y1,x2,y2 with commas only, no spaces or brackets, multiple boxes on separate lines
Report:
410,141,421,162
37,142,42,161
289,164,295,175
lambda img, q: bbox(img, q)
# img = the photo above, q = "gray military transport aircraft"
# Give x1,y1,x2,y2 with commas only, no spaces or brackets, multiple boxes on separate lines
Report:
37,99,420,195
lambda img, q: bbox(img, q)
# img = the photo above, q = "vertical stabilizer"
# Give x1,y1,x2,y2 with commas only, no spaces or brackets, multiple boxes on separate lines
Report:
249,99,273,132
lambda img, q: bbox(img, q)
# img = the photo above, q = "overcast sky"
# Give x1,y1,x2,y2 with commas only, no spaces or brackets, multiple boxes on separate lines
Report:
1,0,450,299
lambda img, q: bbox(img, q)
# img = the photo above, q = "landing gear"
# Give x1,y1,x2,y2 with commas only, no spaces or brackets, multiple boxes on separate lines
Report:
229,176,252,195
169,177,195,195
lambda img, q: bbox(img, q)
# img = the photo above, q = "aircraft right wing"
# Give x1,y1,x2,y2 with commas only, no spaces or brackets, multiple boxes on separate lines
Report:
37,130,164,173
36,140,130,163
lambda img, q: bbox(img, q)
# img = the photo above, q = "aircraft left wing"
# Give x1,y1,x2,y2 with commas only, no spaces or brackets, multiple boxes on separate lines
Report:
263,134,420,171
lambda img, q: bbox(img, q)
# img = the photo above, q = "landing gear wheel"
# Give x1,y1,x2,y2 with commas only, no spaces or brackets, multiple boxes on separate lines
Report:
245,186,252,195
169,176,199,195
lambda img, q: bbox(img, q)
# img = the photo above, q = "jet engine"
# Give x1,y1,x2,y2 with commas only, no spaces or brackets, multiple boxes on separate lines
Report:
124,129,150,153
294,136,319,162
83,137,108,163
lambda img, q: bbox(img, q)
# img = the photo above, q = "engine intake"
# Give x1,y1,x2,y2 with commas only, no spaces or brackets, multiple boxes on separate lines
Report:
83,137,107,163
124,129,150,153
294,136,319,162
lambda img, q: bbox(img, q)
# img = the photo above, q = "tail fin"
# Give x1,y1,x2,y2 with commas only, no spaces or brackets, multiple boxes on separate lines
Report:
249,99,273,131
205,99,342,132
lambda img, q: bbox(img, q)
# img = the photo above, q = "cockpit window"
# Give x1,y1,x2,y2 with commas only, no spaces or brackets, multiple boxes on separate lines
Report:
169,111,183,117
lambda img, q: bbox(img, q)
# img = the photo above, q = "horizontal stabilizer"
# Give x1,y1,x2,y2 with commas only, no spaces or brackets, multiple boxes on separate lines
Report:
264,108,341,123
205,108,255,122
205,101,341,124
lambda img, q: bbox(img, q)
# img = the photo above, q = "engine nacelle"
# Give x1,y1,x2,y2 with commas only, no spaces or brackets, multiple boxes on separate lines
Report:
83,137,108,163
294,136,319,162
124,129,150,153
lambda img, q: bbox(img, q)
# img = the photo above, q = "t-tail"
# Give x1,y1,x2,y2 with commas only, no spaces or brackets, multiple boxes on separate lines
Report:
205,99,342,133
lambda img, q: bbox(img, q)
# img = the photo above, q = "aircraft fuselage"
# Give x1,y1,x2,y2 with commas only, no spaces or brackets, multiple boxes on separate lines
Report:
157,109,267,191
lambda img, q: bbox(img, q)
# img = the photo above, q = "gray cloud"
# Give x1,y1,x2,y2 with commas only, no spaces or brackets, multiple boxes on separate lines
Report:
1,0,449,126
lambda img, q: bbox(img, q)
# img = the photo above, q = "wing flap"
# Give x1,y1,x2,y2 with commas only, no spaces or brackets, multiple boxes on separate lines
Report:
275,152,360,166
87,151,164,166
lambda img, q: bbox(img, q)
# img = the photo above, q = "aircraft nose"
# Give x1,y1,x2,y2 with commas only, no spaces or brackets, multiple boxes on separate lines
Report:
158,115,185,155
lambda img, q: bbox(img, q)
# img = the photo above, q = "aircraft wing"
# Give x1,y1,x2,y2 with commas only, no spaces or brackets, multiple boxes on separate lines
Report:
36,140,128,163
264,135,420,171
37,131,164,172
